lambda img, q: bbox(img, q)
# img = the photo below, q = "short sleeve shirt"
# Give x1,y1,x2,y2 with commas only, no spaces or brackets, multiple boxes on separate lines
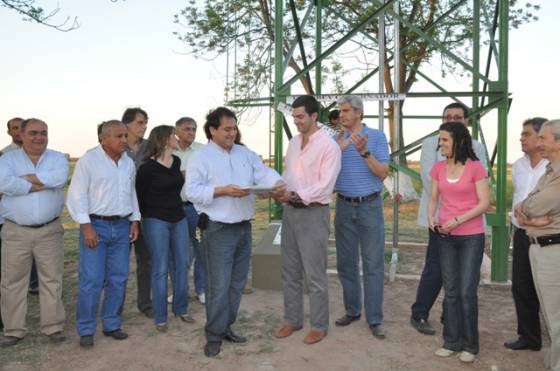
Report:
430,159,487,235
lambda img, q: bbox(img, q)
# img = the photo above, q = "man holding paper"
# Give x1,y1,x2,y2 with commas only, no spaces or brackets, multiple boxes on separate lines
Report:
185,107,283,357
274,95,341,345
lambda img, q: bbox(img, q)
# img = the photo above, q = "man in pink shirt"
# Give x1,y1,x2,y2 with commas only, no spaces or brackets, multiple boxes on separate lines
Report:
274,95,341,345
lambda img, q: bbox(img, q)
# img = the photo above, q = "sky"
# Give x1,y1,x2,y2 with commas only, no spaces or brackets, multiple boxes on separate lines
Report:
0,0,557,163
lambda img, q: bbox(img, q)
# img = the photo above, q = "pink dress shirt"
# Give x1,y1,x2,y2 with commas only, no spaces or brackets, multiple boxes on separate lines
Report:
283,128,341,205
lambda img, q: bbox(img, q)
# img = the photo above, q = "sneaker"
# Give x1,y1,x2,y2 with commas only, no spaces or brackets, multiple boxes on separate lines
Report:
167,295,173,304
410,317,436,335
435,348,455,357
459,351,476,363
198,293,206,305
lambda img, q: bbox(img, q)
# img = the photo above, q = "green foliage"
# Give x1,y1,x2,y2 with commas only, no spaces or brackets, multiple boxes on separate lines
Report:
174,0,540,101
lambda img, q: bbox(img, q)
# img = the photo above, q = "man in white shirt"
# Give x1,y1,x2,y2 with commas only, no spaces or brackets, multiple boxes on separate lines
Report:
504,117,548,351
186,107,282,357
411,102,487,335
0,117,23,154
0,118,69,347
175,117,205,304
67,120,140,348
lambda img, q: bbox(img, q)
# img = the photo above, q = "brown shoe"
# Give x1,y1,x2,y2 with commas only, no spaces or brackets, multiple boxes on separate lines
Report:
303,330,327,344
275,324,302,339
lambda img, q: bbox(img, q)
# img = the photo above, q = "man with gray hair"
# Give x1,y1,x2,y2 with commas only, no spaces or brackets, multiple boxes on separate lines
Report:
175,117,205,304
505,117,548,351
516,119,560,371
333,95,390,339
0,118,68,347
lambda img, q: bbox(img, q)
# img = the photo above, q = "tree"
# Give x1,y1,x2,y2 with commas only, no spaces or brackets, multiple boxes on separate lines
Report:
1,0,121,32
174,0,540,150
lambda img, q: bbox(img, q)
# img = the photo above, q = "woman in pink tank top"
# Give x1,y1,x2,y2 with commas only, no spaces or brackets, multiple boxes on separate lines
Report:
428,122,490,363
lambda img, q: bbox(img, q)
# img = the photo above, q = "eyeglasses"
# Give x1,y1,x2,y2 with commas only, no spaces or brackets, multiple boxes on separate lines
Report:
443,115,465,122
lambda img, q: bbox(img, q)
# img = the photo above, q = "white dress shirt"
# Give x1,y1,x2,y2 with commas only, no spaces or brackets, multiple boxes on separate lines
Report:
185,141,281,223
417,135,487,227
175,141,203,202
511,155,548,228
66,145,141,224
0,148,68,225
0,142,20,154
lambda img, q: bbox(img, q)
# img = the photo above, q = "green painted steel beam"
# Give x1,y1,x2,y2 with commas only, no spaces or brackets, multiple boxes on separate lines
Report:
491,0,510,282
278,0,395,92
372,0,491,84
272,0,285,220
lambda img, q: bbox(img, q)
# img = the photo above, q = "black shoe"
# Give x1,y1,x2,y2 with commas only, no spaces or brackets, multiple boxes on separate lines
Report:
103,329,128,340
335,314,361,327
204,341,222,357
410,317,436,335
504,337,541,351
142,308,154,319
28,287,39,296
79,335,94,348
48,331,66,344
224,329,247,343
0,336,22,348
369,324,386,339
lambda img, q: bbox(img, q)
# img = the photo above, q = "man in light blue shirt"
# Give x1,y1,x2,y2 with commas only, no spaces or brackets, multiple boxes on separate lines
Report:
0,118,68,347
186,107,282,357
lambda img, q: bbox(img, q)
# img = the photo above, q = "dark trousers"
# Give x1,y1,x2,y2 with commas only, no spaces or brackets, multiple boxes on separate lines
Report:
133,227,152,312
411,229,443,321
512,227,542,347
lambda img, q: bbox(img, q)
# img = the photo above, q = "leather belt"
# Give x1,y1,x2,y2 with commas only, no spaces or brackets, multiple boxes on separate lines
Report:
337,192,380,203
288,201,328,209
8,216,59,229
90,213,132,221
529,234,560,247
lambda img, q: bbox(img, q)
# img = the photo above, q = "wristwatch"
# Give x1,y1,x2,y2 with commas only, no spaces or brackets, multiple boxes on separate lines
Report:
360,151,371,159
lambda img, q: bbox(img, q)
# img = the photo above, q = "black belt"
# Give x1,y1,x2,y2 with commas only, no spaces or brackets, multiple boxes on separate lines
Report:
337,192,380,203
211,219,251,227
8,216,59,229
90,213,132,221
288,201,328,209
529,234,560,247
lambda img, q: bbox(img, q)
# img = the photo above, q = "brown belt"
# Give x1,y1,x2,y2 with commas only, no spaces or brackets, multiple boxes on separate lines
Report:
7,216,59,229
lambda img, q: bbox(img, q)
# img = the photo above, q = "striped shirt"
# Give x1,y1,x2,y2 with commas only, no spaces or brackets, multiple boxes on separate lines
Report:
335,124,390,197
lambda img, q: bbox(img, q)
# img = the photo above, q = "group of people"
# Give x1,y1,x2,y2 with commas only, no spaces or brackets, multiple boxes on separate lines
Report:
0,97,559,369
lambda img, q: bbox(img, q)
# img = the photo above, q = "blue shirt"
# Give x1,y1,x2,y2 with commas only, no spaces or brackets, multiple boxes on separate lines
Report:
335,124,390,197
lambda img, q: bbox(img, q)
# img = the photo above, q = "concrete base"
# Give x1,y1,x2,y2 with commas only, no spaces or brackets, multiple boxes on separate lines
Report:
252,221,283,291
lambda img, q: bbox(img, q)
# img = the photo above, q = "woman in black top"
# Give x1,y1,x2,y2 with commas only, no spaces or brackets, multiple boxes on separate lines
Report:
136,125,191,331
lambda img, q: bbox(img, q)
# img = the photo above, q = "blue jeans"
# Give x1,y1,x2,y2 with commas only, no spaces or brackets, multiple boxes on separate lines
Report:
411,229,443,321
335,196,385,325
202,220,251,343
76,218,130,336
143,217,189,325
184,203,205,295
438,233,484,354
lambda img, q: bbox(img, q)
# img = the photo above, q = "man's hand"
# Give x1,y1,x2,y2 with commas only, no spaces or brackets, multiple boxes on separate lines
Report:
130,221,139,242
81,223,98,249
30,183,45,192
336,130,351,151
514,204,553,227
267,180,287,199
217,184,250,197
350,133,368,154
272,189,291,203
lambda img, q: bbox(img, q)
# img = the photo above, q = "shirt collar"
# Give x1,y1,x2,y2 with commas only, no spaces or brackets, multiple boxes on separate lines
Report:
547,157,560,174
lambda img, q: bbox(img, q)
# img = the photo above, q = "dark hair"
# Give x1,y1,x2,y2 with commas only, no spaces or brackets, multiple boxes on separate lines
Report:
439,121,478,164
175,117,197,128
20,118,46,133
122,107,148,125
204,107,237,140
7,117,23,130
143,125,174,160
442,102,470,119
328,109,340,120
97,122,104,143
522,117,548,134
291,95,319,116
235,127,244,146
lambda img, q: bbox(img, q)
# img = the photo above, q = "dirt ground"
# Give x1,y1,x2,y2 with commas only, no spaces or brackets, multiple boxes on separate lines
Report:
0,248,545,371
